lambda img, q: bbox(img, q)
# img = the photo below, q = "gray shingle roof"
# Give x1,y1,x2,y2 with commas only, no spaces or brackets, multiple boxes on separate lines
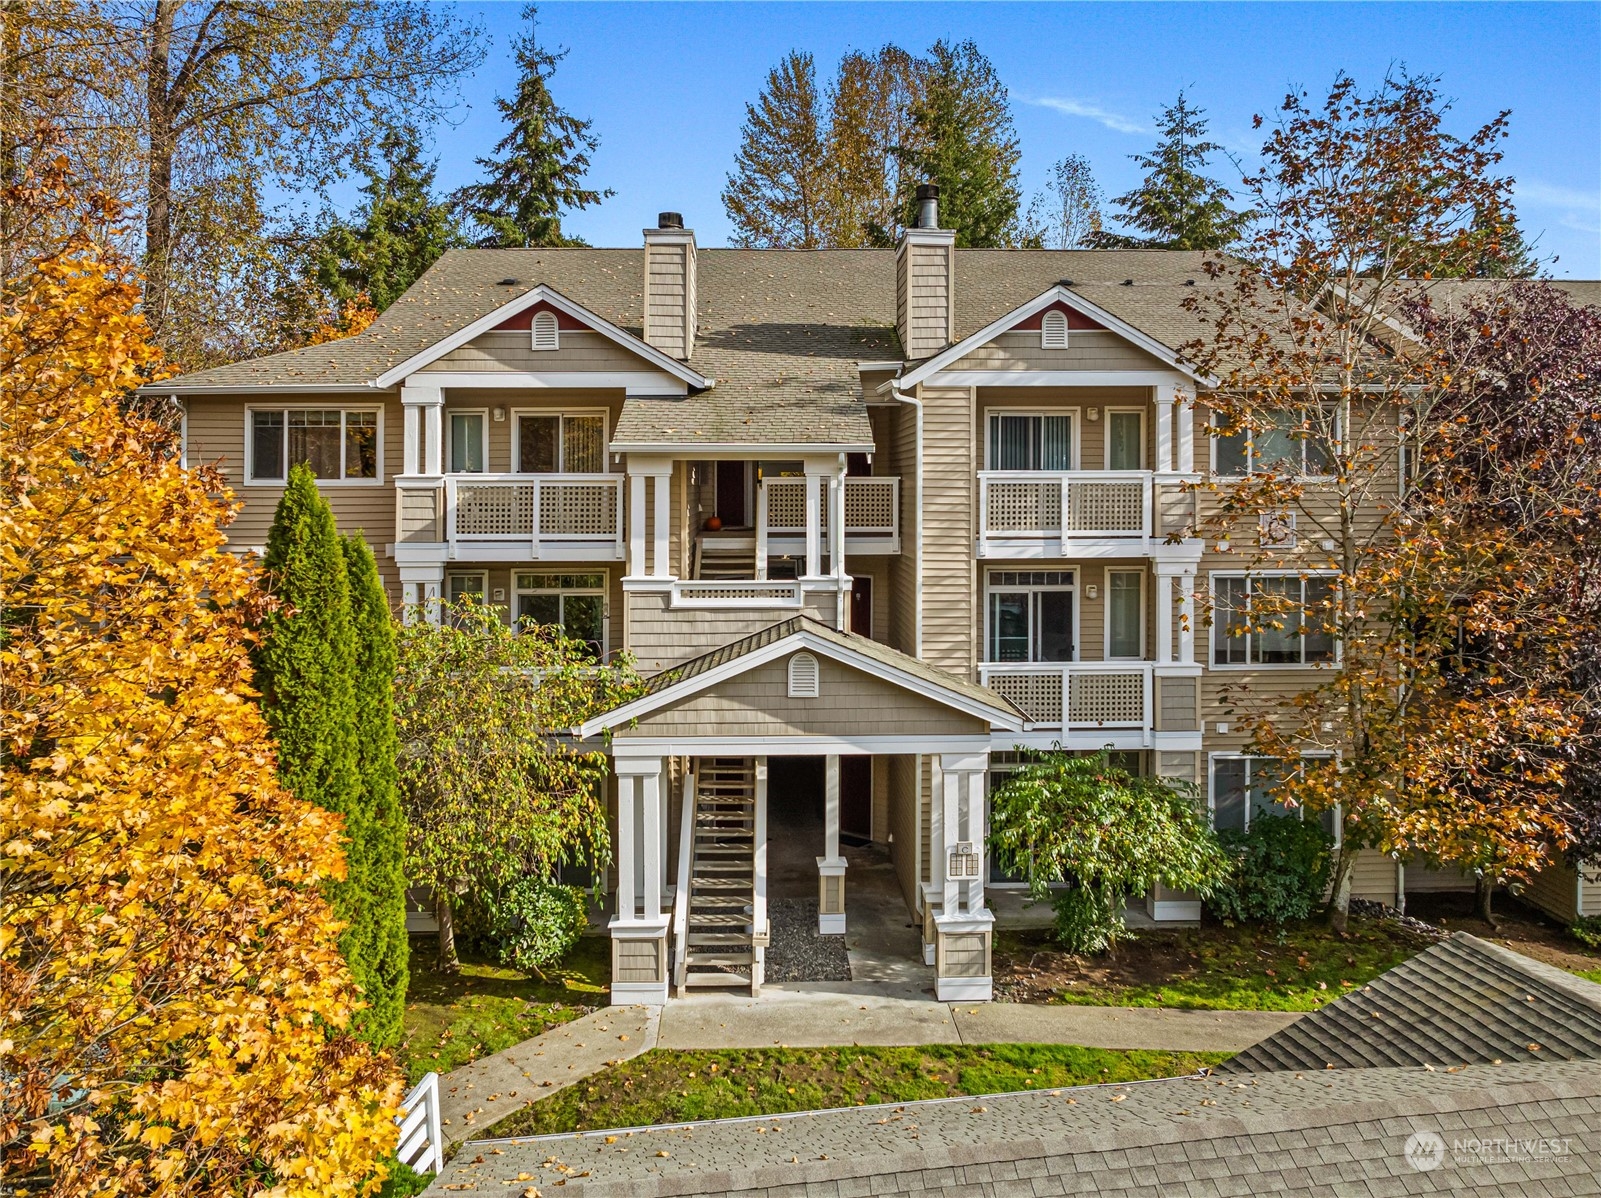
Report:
1221,933,1601,1074
430,1058,1601,1197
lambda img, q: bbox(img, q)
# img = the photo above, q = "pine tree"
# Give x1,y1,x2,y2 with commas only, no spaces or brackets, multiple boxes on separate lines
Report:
255,465,377,1040
457,4,611,248
894,40,1024,248
722,51,831,248
341,534,409,1046
1093,91,1249,250
315,126,461,312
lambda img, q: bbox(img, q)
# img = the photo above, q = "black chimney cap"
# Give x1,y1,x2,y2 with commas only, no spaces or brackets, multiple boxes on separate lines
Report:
915,183,940,201
497,277,520,286
657,211,684,229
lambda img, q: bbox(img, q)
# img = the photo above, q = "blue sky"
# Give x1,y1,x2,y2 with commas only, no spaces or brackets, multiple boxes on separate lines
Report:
357,1,1601,275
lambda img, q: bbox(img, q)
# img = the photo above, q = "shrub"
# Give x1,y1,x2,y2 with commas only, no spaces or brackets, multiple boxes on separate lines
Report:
376,1159,434,1198
1208,814,1334,928
1572,915,1601,950
1052,885,1120,956
486,877,590,975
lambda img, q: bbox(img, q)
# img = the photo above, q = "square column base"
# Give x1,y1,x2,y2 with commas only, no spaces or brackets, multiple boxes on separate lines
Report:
609,916,670,1007
934,909,994,1003
817,856,847,934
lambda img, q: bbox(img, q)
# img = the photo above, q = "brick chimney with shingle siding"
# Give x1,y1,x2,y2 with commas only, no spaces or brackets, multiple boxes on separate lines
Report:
643,212,696,360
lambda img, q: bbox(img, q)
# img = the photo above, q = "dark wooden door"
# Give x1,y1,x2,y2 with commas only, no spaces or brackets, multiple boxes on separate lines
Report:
716,461,747,527
841,756,872,841
850,576,872,638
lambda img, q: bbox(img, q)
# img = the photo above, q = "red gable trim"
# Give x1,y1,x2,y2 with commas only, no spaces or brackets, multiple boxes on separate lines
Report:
1010,301,1107,332
494,300,589,332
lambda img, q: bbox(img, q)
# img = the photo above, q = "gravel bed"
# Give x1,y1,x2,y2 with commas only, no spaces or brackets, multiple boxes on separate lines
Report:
764,897,851,983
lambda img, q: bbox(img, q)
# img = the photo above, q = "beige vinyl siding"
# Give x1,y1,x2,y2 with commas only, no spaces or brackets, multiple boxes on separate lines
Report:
897,241,951,359
443,388,625,474
881,402,920,657
183,391,403,598
1401,860,1475,894
1348,849,1399,907
871,754,890,843
844,555,891,644
1523,860,1583,924
953,330,1167,374
624,589,841,674
645,241,688,358
1156,676,1199,732
398,486,440,543
919,387,976,678
887,754,921,911
615,655,990,739
422,330,649,374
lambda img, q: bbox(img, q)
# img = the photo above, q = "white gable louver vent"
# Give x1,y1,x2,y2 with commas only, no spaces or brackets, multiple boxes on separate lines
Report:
1041,309,1069,349
531,310,560,351
787,651,820,699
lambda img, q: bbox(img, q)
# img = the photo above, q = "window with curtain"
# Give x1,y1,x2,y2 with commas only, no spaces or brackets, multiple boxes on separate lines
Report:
986,571,1074,662
1213,409,1336,476
1213,574,1336,666
1211,754,1339,838
1106,410,1143,470
988,413,1073,470
248,408,380,482
516,412,607,473
449,412,486,473
1106,570,1143,659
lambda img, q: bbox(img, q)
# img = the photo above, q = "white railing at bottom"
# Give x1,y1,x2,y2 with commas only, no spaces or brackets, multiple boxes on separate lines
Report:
671,769,695,994
980,661,1155,730
396,1071,443,1175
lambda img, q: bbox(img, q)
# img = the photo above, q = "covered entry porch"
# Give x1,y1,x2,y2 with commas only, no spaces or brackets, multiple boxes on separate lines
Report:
577,618,1025,1007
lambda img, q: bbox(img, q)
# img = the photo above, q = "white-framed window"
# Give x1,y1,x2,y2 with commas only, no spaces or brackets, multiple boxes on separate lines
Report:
787,651,820,698
531,310,560,351
1211,572,1337,667
986,410,1077,471
1104,569,1144,660
513,410,608,474
448,409,488,474
985,570,1075,663
1040,309,1069,349
446,572,487,605
514,571,606,658
1209,752,1340,843
1212,408,1336,477
1104,408,1145,471
246,406,381,483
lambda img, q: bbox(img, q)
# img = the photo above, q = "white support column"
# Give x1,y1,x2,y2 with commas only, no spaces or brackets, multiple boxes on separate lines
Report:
1154,383,1176,474
642,766,662,921
830,457,846,579
754,758,769,954
935,752,995,1003
424,402,443,478
940,761,961,916
1156,570,1175,664
628,473,648,579
1177,567,1197,665
817,754,847,934
610,755,670,1006
615,772,637,922
963,768,986,914
803,467,823,578
652,470,672,578
403,404,422,476
755,484,769,580
1175,388,1195,474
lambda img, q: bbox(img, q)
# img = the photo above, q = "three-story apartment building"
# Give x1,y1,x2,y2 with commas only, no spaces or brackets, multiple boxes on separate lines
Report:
159,194,1601,1005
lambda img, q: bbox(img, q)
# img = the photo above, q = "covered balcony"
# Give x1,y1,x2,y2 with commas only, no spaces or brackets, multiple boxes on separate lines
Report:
978,470,1184,557
395,474,625,563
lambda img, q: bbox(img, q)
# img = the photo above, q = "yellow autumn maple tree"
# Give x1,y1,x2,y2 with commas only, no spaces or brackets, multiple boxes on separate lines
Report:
1,151,402,1194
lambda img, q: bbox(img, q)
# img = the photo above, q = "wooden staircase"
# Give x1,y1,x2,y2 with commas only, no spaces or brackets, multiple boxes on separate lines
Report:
693,537,757,580
674,758,764,994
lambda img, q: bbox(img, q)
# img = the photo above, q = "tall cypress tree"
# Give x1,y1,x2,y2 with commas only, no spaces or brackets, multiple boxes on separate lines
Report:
456,4,611,248
256,465,388,1044
342,534,409,1046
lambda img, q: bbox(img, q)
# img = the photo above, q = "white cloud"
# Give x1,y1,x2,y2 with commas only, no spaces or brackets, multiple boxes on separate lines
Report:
1513,179,1600,214
1026,96,1146,135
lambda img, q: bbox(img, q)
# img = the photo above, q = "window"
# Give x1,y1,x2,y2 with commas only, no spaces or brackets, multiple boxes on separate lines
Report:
986,571,1074,663
1212,574,1336,666
1040,309,1069,349
1211,754,1339,840
515,572,606,658
247,408,379,482
987,412,1074,471
446,572,486,605
986,753,1027,885
515,412,607,474
787,651,820,698
531,310,559,351
1106,570,1143,659
1106,410,1144,470
1213,408,1335,477
449,411,487,473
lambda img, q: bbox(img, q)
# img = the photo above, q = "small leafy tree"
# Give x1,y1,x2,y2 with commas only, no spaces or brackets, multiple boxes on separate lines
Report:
722,50,830,248
988,750,1229,954
1208,815,1335,929
394,600,643,971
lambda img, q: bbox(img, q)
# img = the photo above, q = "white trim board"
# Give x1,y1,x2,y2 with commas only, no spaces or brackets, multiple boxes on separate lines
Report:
898,285,1215,390
375,285,713,390
415,371,689,396
608,439,876,456
929,370,1193,388
603,734,996,756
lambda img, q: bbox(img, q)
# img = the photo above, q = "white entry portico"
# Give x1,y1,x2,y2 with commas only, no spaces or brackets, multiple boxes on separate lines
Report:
578,617,1025,1006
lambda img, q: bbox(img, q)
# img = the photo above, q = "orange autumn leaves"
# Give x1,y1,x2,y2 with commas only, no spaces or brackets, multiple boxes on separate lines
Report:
1,160,400,1193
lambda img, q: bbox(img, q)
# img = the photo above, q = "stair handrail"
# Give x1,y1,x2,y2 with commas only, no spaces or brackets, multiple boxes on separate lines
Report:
671,766,695,992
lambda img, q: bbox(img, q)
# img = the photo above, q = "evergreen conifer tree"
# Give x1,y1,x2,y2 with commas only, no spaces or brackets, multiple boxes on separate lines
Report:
457,5,611,248
315,127,462,312
1093,92,1249,250
341,534,409,1046
256,464,390,1044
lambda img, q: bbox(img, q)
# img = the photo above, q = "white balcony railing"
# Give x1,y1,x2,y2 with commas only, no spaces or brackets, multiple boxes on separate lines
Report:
759,476,900,539
443,473,623,557
980,660,1155,730
978,470,1152,553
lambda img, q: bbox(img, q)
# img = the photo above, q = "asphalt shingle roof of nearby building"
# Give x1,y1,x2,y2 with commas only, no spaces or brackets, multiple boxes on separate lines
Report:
427,1059,1601,1197
1221,932,1601,1074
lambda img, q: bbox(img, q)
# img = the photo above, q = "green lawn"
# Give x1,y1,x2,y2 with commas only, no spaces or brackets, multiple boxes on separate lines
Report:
480,1043,1228,1138
1578,969,1601,985
994,916,1436,1012
396,933,611,1085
